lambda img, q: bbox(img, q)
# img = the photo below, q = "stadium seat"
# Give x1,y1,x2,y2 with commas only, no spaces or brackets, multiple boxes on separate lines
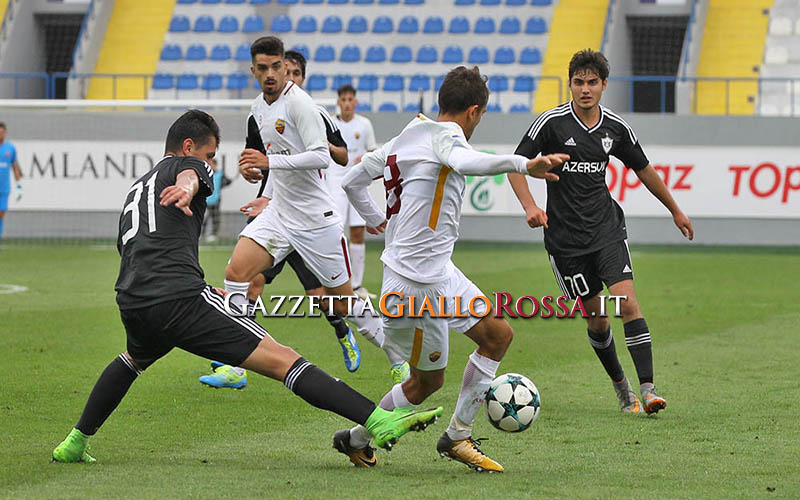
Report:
347,16,368,33
332,75,353,90
434,74,445,90
177,74,199,90
379,102,398,112
227,72,250,90
235,44,250,61
340,45,361,62
194,16,214,32
474,17,495,34
506,0,525,4
530,0,551,4
442,46,463,63
278,0,298,3
404,102,421,112
525,16,547,34
449,16,469,34
379,0,399,3
201,0,221,4
152,74,174,89
365,45,387,63
322,16,343,33
494,46,515,64
271,15,291,32
186,45,207,61
423,16,444,34
169,16,190,32
357,74,379,91
765,46,789,64
430,103,439,113
178,0,197,4
486,103,502,112
160,45,182,61
307,75,327,91
398,16,419,34
513,75,535,92
291,45,310,60
250,0,271,3
296,16,317,33
210,45,232,61
416,45,437,63
405,0,424,4
383,74,404,91
202,74,223,91
769,17,792,36
373,16,394,33
488,75,508,92
409,74,430,91
795,18,800,35
218,16,239,33
509,103,530,113
225,0,246,3
500,17,520,34
354,0,374,3
355,103,372,112
467,46,489,64
520,47,542,64
242,15,265,33
304,0,324,3
314,45,335,62
480,0,500,5
329,0,348,3
455,0,474,5
391,46,412,63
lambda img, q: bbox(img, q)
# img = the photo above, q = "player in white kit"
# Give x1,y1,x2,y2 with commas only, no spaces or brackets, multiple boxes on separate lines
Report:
331,66,568,472
329,85,377,299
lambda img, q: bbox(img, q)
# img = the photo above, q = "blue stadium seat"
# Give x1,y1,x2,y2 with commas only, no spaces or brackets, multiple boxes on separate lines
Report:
315,45,335,62
525,16,546,34
160,45,182,61
193,16,214,32
423,16,444,33
235,44,250,61
178,0,197,4
449,17,469,34
250,0,271,3
500,17,520,34
227,72,250,90
340,45,361,62
210,45,232,61
332,75,353,90
488,75,508,92
355,103,372,112
379,102,398,112
152,74,174,89
243,15,265,33
365,46,386,63
509,103,530,113
357,74,379,91
416,45,437,63
177,74,199,90
373,16,393,33
307,75,327,91
391,46,412,63
291,45,310,60
486,103,502,113
513,75,535,92
278,0,298,3
474,17,495,34
329,0,348,3
170,16,190,32
379,0,399,3
201,0,221,4
354,0,374,3
322,16,343,33
347,16,368,33
467,46,489,64
202,74,223,91
520,47,542,64
442,46,463,63
455,0,474,5
186,45,207,61
218,16,239,33
296,16,317,33
304,0,323,3
226,0,246,3
531,0,551,5
494,46,515,64
271,15,291,32
404,102,421,112
434,74,445,90
430,103,439,113
398,16,419,34
405,0,424,4
383,74,404,91
480,0,500,5
409,75,430,91
506,0,525,4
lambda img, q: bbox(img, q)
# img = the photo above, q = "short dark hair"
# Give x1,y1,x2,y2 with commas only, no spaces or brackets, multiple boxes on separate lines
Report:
568,49,610,81
337,84,356,97
284,50,307,78
250,36,284,61
0,122,6,129
165,110,220,153
437,66,489,115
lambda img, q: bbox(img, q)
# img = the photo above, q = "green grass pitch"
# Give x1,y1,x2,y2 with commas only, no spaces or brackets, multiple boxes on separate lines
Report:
1,242,798,499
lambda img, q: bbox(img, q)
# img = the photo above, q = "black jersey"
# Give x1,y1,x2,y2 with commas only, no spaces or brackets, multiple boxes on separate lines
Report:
515,102,649,257
115,156,214,309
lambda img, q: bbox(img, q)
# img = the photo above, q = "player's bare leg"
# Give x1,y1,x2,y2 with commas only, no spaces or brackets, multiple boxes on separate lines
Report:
225,236,274,312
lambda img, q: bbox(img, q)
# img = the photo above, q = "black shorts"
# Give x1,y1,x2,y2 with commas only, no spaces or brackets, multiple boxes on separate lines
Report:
548,239,633,300
121,286,266,370
261,250,322,291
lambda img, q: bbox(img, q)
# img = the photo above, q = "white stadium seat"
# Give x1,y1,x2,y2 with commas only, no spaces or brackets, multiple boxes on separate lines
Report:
769,16,792,36
765,46,789,64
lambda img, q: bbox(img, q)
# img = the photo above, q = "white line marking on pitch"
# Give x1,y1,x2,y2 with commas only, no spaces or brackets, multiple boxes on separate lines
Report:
0,284,28,294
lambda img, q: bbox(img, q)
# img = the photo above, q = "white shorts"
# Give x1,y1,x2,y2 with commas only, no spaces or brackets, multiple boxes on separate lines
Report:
240,205,351,288
381,264,489,371
328,167,366,228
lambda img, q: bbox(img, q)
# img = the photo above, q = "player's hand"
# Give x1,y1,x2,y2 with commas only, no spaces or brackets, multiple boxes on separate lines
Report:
160,185,194,216
240,197,269,216
14,183,22,202
239,149,268,183
673,211,694,241
366,221,387,234
526,153,569,181
213,287,228,297
524,205,548,229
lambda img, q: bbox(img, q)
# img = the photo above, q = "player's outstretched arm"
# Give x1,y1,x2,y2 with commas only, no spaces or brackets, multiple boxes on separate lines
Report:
160,169,199,216
508,173,547,229
525,153,568,181
341,162,386,230
635,164,694,240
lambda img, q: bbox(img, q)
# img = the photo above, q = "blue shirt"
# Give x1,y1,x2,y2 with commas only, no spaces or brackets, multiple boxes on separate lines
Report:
206,170,223,206
0,142,17,194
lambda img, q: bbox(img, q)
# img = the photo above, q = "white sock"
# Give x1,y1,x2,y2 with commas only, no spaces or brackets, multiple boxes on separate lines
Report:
223,279,250,315
347,298,405,366
446,350,500,442
350,384,414,447
349,242,366,289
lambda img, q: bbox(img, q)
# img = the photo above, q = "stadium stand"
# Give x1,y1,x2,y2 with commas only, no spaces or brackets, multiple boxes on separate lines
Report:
759,0,800,116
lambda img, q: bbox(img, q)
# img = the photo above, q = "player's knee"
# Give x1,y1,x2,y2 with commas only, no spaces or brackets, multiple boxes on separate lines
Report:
405,371,444,403
620,296,640,319
587,316,610,333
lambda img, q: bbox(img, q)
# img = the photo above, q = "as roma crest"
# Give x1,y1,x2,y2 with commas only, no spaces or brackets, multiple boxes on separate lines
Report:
601,133,613,154
275,119,286,134
354,132,361,140
429,351,442,362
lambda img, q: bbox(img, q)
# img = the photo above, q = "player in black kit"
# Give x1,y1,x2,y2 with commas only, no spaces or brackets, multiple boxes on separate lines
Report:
508,50,693,415
52,110,441,464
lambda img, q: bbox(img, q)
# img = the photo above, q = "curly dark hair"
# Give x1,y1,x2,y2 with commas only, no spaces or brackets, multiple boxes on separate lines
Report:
568,49,610,80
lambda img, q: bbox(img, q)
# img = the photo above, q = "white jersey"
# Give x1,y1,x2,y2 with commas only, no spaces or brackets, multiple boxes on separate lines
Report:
249,82,339,230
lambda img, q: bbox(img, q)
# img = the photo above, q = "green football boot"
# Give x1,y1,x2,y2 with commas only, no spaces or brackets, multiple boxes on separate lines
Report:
364,406,443,450
52,428,96,463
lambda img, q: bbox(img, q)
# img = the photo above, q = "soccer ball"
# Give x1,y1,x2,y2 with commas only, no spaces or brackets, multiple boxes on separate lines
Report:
484,373,540,432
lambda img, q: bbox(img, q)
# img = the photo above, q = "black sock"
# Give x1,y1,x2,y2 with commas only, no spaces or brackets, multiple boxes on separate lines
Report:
587,328,624,382
75,354,140,435
326,314,349,339
624,318,653,384
283,357,376,425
